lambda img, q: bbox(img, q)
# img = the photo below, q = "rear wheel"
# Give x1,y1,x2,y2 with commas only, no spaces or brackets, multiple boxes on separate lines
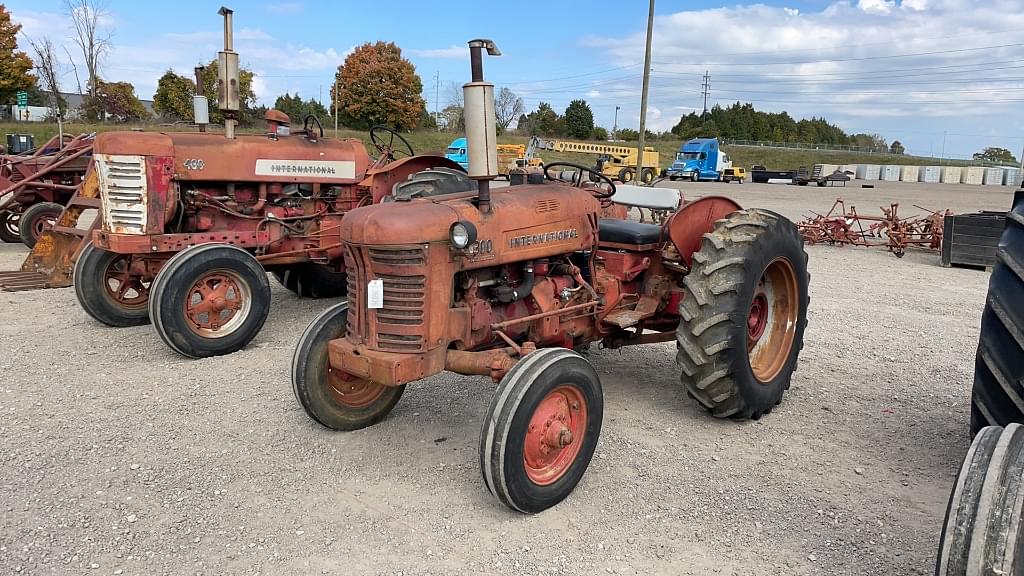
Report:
272,263,347,298
149,244,271,358
970,200,1024,435
617,168,634,183
73,242,151,327
292,302,405,430
480,348,603,513
677,208,809,419
935,424,1024,575
19,202,63,248
640,168,655,184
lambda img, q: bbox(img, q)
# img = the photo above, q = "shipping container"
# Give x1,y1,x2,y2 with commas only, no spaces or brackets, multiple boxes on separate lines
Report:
856,164,881,180
941,166,962,184
961,166,984,185
983,167,1004,186
900,165,920,182
846,164,863,179
919,166,941,183
880,165,900,181
1003,167,1021,186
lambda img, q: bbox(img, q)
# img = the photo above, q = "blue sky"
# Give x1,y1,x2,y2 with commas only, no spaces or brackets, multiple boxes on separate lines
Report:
11,0,1024,160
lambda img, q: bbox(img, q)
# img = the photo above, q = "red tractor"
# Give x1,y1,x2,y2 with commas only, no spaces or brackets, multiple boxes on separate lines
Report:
0,133,92,247
73,114,457,358
291,40,810,513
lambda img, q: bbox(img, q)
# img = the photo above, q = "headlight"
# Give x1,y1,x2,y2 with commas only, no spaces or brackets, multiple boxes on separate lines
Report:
450,221,477,249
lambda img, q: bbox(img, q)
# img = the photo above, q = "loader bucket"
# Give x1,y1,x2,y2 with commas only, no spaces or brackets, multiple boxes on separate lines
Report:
0,168,99,292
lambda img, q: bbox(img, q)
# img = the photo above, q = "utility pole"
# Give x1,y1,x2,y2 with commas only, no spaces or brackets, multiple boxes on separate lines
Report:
612,105,620,141
941,130,947,164
701,70,710,129
636,0,655,174
434,71,440,131
334,75,339,138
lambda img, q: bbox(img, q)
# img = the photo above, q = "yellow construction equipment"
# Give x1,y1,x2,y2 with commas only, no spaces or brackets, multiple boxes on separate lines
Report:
526,136,660,184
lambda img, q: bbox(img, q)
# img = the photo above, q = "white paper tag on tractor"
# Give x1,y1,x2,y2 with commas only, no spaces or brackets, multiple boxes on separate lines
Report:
367,279,384,309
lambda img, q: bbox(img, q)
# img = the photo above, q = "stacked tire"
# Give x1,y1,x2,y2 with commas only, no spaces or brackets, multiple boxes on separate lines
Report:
969,190,1024,434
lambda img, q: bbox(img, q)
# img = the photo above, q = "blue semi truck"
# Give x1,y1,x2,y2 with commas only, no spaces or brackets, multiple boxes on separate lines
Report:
663,138,733,181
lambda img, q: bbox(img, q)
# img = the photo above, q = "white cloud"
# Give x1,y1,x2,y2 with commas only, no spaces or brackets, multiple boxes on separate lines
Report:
901,0,928,10
783,7,800,16
407,46,467,60
858,0,896,14
586,90,601,98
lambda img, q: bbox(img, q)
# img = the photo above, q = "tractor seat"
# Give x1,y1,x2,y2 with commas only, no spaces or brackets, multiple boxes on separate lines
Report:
598,219,664,245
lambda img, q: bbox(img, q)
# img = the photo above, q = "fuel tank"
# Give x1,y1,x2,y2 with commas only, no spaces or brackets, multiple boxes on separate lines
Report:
92,131,371,184
339,183,602,268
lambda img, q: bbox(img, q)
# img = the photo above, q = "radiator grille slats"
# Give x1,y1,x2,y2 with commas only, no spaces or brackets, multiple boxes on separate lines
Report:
344,244,428,352
96,154,148,234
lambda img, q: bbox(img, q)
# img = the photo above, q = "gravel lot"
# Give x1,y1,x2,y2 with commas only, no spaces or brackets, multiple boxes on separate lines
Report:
0,180,1016,575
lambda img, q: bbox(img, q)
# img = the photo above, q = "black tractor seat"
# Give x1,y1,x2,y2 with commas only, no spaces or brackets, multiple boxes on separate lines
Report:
598,218,664,245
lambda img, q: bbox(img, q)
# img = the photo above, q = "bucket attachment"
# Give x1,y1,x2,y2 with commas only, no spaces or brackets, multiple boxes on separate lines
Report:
0,168,100,291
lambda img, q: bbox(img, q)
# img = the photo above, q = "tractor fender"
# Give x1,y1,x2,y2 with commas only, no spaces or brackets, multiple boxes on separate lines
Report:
665,196,742,267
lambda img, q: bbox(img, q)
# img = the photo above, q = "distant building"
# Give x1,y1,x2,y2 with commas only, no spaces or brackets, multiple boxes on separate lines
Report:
6,92,155,122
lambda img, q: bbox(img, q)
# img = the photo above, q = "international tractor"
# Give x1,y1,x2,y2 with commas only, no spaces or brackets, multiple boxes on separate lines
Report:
72,7,460,358
291,40,810,513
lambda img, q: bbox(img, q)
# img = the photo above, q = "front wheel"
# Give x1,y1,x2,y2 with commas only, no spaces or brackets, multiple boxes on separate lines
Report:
292,302,405,430
19,202,63,248
935,424,1024,575
73,242,151,327
149,244,271,358
690,172,699,182
677,208,809,419
480,348,603,514
617,168,634,183
0,210,20,242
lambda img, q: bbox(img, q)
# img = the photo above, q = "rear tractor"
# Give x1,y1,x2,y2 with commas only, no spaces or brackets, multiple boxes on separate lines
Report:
291,40,811,513
72,7,460,358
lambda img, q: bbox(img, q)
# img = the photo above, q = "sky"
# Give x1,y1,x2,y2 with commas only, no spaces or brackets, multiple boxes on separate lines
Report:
10,0,1024,160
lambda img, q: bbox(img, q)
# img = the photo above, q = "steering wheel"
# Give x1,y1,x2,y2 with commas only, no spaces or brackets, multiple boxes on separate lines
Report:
544,162,616,200
303,115,324,138
369,125,415,163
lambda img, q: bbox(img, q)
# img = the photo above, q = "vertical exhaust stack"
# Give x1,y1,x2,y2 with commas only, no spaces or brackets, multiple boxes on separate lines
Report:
217,6,240,139
463,39,501,213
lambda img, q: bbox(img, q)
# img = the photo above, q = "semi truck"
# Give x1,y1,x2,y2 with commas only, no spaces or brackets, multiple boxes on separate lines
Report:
664,138,732,182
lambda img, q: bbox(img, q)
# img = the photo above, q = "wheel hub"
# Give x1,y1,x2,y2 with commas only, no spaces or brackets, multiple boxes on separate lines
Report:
748,257,799,384
103,254,148,309
326,368,388,408
183,271,251,337
747,290,769,343
524,385,587,486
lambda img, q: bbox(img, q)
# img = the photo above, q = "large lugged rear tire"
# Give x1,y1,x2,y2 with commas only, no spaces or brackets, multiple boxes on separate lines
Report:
272,263,347,298
970,193,1024,435
935,424,1024,575
677,208,809,419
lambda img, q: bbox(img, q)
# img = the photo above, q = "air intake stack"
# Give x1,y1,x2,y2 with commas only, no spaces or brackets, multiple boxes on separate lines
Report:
463,39,501,213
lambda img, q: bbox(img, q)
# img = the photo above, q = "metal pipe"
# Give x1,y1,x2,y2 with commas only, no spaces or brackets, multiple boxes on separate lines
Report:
219,7,234,51
0,145,92,199
444,347,516,378
490,301,597,331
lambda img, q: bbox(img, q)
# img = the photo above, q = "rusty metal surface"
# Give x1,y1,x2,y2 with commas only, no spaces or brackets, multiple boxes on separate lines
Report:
666,196,742,267
797,198,951,258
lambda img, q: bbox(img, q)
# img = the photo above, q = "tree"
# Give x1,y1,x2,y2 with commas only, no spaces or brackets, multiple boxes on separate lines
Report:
889,140,905,155
272,92,329,124
592,126,608,141
563,99,594,139
28,36,65,114
617,128,639,141
494,87,523,133
153,69,195,120
521,102,561,136
0,6,36,104
331,41,425,130
973,147,1018,164
82,80,149,121
64,0,111,98
438,104,464,133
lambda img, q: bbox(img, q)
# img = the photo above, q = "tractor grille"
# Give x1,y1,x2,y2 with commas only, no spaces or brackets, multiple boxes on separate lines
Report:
95,154,148,234
345,244,428,352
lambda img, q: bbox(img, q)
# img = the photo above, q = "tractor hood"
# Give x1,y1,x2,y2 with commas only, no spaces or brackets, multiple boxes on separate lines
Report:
93,131,371,184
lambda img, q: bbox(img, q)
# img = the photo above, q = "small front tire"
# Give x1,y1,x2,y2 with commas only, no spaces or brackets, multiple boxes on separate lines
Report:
480,348,603,514
19,202,63,248
149,244,271,358
0,210,20,243
292,302,405,430
73,242,151,327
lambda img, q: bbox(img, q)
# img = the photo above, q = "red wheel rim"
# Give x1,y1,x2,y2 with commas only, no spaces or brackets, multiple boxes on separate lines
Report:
326,368,388,408
32,212,57,239
103,254,148,310
183,270,251,337
748,257,799,384
523,385,588,486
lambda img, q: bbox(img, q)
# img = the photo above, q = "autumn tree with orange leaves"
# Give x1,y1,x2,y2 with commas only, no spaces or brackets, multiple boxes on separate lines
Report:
0,6,37,105
332,42,425,131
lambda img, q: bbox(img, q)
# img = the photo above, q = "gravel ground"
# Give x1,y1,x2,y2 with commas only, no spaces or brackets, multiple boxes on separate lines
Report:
0,181,1015,575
